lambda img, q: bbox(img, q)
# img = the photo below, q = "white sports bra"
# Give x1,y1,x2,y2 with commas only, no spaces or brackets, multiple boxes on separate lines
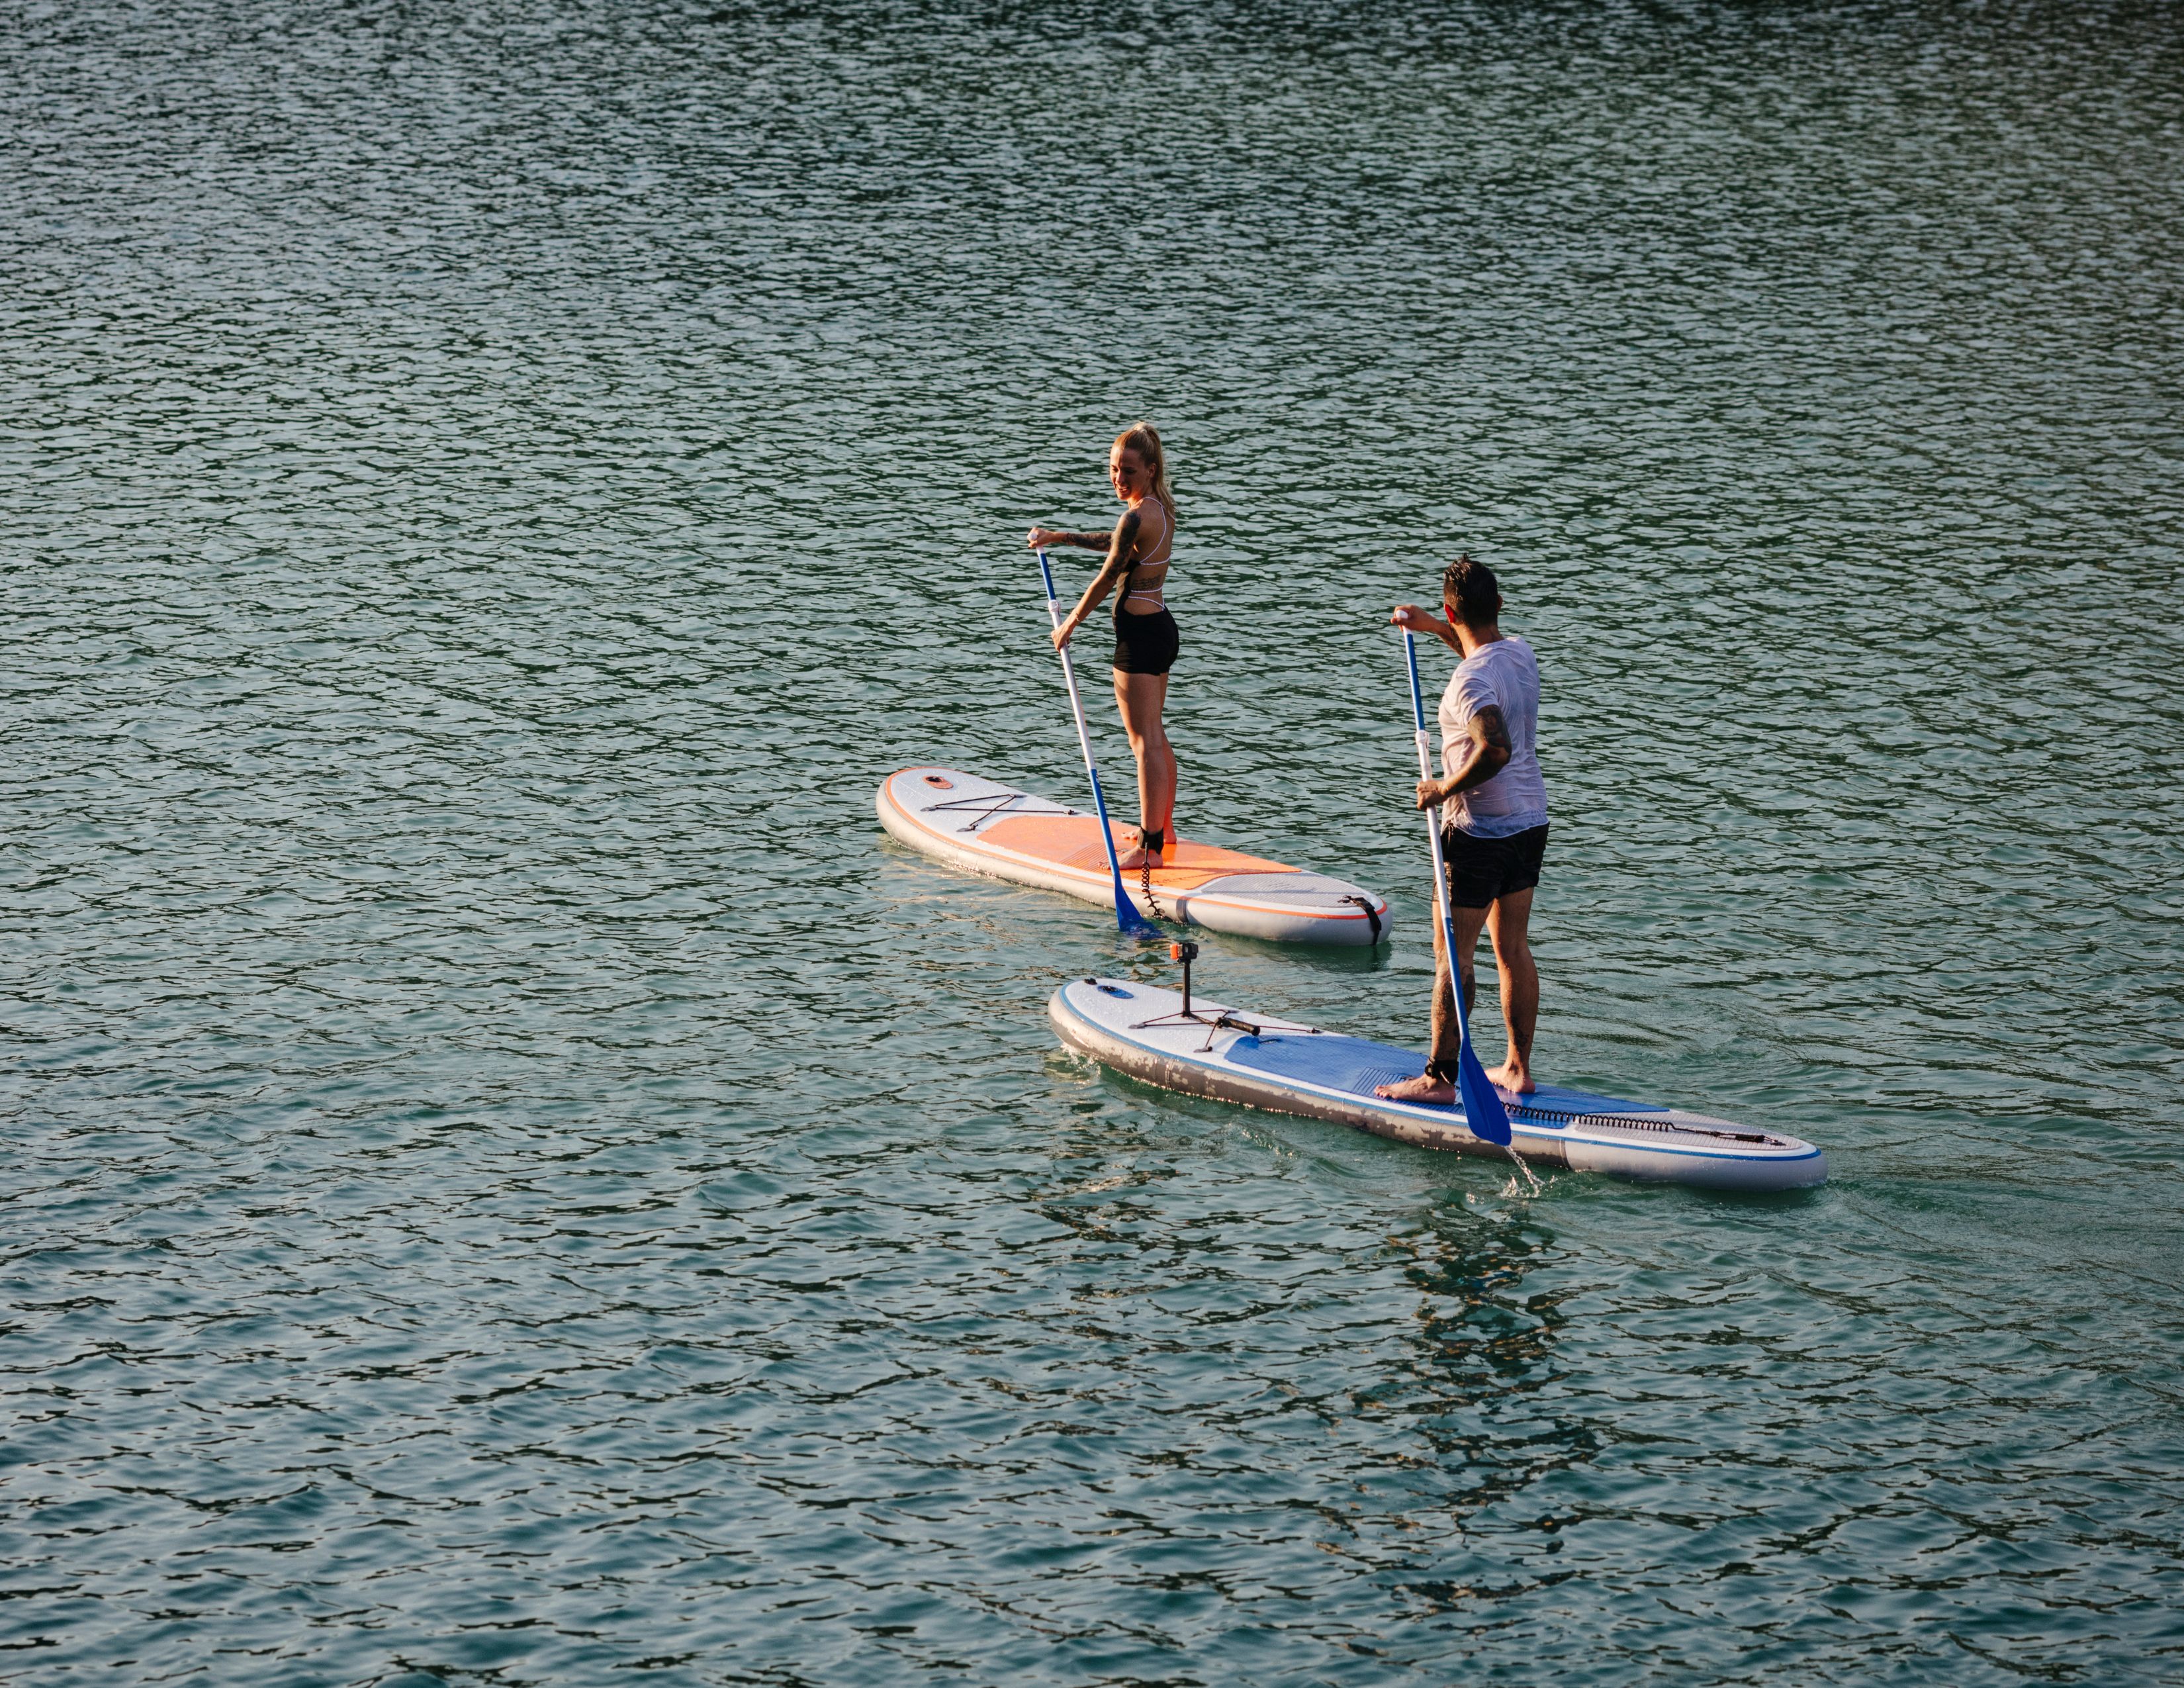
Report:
1122,499,1173,612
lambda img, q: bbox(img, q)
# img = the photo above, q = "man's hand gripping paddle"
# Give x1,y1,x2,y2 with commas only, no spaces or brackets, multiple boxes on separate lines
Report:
1040,549,1162,939
1404,631,1513,1147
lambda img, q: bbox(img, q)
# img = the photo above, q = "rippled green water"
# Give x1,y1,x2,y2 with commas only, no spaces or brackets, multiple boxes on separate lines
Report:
5,2,2181,1682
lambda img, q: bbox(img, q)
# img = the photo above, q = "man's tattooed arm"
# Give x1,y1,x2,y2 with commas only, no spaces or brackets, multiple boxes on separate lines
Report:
1439,706,1514,798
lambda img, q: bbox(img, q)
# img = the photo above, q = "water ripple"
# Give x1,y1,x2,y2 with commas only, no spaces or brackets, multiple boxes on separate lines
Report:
3,1,2181,1683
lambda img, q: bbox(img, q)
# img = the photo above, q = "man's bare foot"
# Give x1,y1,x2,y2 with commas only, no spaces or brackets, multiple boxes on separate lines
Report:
1115,833,1165,871
1375,1072,1456,1103
1486,1060,1536,1096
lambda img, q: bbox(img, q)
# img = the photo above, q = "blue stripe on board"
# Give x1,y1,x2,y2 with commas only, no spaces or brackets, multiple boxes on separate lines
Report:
1222,1033,1664,1118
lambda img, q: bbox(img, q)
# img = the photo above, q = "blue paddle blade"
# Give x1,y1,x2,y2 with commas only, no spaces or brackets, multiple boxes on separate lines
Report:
1115,884,1161,939
1457,1041,1514,1146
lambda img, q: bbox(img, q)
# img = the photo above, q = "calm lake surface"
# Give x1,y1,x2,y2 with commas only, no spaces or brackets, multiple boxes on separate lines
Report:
4,2,2181,1683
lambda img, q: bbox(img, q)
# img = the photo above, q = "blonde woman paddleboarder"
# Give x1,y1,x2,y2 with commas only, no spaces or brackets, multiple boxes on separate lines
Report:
1028,422,1179,870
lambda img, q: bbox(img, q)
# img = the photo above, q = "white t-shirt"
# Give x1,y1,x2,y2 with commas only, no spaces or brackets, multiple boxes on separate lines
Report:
1438,634,1549,838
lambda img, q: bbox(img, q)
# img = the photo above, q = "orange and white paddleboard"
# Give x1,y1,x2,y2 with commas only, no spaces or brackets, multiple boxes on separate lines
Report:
876,767,1391,947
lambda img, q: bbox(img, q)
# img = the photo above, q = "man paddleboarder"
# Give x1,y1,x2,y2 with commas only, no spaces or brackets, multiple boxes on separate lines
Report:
1376,555,1549,1102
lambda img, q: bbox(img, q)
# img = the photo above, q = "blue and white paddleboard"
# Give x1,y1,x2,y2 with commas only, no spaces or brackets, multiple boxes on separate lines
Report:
1050,977,1827,1192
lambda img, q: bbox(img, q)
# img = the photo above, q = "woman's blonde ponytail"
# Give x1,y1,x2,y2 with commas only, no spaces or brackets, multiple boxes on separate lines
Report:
1116,421,1174,524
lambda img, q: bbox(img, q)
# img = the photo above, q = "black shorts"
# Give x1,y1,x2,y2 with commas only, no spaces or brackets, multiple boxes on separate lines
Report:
1441,821,1548,910
1112,608,1179,676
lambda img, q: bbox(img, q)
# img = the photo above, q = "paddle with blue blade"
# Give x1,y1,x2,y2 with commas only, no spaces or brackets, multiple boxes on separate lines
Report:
1038,549,1162,940
1402,630,1514,1147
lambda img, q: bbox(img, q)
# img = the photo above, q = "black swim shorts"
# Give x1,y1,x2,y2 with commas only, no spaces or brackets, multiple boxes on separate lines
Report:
1112,607,1179,677
1441,821,1548,910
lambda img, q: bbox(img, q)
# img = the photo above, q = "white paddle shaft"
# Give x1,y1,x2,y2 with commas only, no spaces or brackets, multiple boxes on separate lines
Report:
1044,579,1103,790
1413,724,1461,982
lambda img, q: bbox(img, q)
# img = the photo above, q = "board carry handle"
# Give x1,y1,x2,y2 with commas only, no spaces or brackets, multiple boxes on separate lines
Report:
1404,630,1513,1147
1038,549,1161,939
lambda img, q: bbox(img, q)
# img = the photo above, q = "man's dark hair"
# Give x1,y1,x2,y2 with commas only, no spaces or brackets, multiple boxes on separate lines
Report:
1441,554,1502,628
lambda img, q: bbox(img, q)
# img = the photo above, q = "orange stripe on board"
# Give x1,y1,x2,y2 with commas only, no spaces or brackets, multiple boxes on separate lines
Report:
976,814,1297,892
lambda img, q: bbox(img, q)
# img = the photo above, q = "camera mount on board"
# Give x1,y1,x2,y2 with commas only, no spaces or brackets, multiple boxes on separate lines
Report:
1169,939,1200,1017
1125,937,1318,1047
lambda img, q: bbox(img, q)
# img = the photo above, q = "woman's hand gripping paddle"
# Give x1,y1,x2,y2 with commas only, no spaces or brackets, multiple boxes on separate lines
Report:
1404,631,1513,1147
1039,549,1162,939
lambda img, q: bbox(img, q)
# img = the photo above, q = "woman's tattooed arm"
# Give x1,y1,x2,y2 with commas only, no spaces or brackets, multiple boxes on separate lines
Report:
1055,508,1142,639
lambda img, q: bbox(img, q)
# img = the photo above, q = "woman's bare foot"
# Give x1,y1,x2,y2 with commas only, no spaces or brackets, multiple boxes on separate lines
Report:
1486,1060,1536,1096
1375,1072,1456,1103
1115,831,1165,871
